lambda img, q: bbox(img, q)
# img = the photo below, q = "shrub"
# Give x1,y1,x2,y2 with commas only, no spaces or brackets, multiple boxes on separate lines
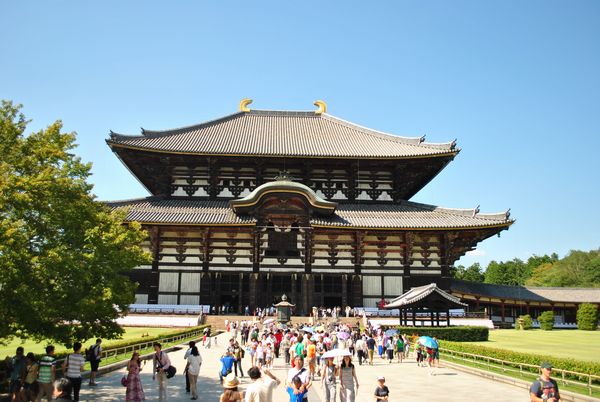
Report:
395,326,488,341
537,311,554,331
577,303,599,331
516,314,533,330
441,341,600,381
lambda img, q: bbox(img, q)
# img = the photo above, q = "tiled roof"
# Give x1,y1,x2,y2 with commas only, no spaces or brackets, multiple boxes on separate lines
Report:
107,110,458,159
450,279,600,303
106,197,512,229
385,283,467,309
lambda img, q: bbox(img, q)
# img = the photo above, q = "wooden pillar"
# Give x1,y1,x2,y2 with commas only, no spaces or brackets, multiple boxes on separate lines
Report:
148,227,161,304
177,272,182,305
249,273,258,311
430,311,434,326
238,273,244,314
291,274,298,314
341,274,348,308
446,309,450,327
304,230,312,274
412,307,416,327
501,300,506,322
436,311,440,327
301,275,309,316
475,297,480,311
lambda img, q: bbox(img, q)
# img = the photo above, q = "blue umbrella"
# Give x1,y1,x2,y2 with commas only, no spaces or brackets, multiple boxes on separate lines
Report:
417,336,438,349
302,326,315,334
384,329,398,337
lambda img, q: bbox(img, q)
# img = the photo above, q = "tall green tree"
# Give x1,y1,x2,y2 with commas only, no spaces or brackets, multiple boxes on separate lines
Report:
526,249,600,287
453,263,485,282
0,101,150,344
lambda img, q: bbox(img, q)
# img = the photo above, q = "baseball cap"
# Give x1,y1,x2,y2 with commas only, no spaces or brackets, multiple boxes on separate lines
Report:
377,376,385,381
540,362,553,369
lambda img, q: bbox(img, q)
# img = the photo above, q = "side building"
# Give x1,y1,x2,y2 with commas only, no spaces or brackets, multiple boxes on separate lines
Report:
106,100,513,315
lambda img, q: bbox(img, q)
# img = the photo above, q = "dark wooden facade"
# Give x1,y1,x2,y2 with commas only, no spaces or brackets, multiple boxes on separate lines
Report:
107,106,513,314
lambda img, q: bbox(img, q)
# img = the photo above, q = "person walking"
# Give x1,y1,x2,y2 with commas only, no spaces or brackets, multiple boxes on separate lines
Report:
62,342,85,401
125,352,145,402
152,342,171,401
244,366,280,402
37,345,57,402
219,351,236,383
7,346,26,402
287,356,311,402
233,341,245,378
183,341,196,393
21,353,39,402
339,356,358,402
186,346,202,401
395,336,404,363
374,376,389,401
280,335,291,366
220,373,244,402
88,339,102,386
530,362,561,402
321,358,338,402
366,335,375,366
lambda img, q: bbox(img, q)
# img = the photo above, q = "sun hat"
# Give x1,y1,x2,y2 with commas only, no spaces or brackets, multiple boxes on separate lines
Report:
223,373,239,389
540,362,553,369
377,376,385,381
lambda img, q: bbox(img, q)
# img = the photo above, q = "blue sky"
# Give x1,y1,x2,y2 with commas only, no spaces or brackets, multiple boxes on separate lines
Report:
2,1,599,267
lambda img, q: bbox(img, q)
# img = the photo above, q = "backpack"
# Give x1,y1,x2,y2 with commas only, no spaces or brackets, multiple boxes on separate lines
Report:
85,345,97,362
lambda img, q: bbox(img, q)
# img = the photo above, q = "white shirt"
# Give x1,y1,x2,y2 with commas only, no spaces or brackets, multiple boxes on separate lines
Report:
245,377,278,402
187,354,202,376
287,366,309,385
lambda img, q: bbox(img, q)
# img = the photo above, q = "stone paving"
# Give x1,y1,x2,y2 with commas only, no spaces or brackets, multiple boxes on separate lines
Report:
78,331,529,401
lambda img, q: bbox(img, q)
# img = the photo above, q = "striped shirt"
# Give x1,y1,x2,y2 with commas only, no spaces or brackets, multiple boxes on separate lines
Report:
38,355,56,384
65,353,85,378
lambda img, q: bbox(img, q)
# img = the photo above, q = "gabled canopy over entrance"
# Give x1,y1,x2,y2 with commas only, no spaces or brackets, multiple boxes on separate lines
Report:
385,283,467,326
229,177,337,216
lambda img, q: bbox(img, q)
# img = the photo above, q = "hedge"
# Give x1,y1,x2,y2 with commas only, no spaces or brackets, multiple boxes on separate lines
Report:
0,325,209,375
515,314,533,330
577,303,599,331
395,326,489,342
538,311,555,331
440,340,600,381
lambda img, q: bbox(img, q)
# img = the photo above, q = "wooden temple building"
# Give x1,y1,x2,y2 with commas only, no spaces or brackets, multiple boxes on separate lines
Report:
106,100,514,315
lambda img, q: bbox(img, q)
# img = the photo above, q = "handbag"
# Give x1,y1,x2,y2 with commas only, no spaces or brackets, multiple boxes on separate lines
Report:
165,365,177,379
121,375,129,387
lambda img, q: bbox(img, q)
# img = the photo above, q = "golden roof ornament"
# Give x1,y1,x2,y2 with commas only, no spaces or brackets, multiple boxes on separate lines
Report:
239,98,253,112
314,100,327,115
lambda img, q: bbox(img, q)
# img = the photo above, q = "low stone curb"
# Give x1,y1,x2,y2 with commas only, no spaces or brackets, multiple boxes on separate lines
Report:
442,360,600,402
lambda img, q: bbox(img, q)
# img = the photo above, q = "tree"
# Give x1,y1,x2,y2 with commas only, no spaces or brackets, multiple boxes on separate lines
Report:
576,303,598,331
453,263,485,282
537,311,554,331
0,101,150,344
484,258,527,285
526,249,600,287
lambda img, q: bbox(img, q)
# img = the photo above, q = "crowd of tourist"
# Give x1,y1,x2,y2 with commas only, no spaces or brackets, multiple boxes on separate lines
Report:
3,316,561,401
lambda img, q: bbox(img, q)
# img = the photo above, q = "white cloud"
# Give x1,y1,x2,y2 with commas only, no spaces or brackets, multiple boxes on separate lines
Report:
466,249,486,257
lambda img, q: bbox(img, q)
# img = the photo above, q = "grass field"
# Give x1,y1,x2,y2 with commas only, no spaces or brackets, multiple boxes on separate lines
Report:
467,329,600,362
0,327,175,358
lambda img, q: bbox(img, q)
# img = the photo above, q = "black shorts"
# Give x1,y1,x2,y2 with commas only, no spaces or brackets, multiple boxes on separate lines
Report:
90,359,100,371
9,379,22,394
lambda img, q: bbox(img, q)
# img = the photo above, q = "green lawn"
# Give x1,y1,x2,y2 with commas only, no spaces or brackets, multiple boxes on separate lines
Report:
467,329,600,362
0,327,175,358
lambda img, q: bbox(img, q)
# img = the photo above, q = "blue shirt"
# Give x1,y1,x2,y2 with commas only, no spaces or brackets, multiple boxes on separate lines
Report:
220,356,235,375
286,386,307,402
10,356,25,381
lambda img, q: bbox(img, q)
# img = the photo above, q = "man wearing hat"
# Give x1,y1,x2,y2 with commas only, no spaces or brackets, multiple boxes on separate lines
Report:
530,362,560,401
